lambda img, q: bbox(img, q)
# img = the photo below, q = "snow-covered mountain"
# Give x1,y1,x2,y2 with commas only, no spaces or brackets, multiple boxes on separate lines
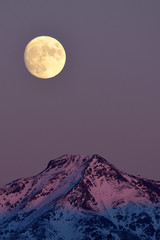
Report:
0,154,160,240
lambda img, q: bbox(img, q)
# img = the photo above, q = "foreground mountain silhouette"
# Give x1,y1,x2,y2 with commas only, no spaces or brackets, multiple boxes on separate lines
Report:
0,154,160,240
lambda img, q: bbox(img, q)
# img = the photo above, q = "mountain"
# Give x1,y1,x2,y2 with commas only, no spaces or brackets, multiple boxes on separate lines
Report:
0,154,160,240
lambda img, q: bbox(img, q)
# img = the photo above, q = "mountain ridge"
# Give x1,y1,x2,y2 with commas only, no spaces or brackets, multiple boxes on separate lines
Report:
0,154,160,240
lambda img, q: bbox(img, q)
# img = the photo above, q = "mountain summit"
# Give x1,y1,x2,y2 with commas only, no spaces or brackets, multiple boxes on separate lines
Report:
0,154,160,240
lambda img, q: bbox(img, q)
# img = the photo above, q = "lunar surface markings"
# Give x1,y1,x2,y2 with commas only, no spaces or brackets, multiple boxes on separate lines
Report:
24,36,66,79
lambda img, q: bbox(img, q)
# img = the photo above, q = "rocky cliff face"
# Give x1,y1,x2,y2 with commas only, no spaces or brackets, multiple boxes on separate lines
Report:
0,154,160,240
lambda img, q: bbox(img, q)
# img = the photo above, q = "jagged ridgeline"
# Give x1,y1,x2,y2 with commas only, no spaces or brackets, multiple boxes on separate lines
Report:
0,154,160,240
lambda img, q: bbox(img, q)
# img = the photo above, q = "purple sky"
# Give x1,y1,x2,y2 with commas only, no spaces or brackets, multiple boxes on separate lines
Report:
0,1,160,186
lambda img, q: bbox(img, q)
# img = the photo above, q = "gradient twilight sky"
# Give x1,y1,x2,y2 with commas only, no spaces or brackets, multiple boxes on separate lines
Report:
0,1,160,186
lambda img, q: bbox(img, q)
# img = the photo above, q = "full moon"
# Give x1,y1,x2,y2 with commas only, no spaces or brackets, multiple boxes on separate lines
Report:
24,36,66,79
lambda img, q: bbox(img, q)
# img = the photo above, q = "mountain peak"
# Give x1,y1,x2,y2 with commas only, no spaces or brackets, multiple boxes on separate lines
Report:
46,153,111,170
0,154,160,240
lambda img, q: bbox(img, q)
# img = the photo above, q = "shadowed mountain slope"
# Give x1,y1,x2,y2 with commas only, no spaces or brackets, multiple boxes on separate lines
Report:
0,154,160,240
